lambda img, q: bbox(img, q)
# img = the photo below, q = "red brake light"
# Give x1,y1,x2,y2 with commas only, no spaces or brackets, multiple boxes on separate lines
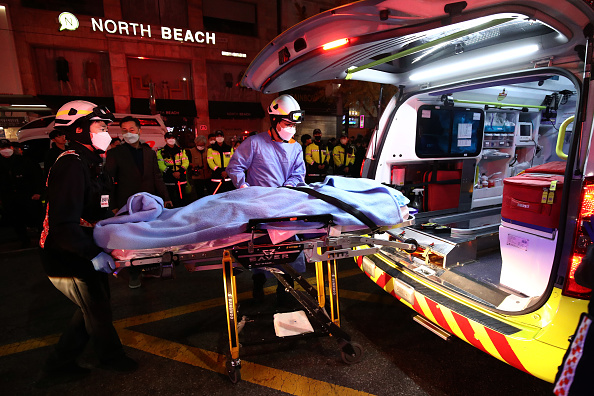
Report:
322,38,349,50
563,180,594,298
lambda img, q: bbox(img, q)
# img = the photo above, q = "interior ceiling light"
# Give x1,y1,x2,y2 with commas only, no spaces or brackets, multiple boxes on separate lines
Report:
322,38,349,50
409,44,539,82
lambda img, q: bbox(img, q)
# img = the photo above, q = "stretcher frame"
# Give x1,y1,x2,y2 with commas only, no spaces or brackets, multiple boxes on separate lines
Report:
113,214,416,383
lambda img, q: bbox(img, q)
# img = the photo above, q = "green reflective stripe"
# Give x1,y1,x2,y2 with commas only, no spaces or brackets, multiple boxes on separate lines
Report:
345,17,514,80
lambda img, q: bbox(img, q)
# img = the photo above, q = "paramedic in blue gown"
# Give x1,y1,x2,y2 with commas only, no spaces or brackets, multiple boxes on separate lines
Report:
227,94,306,303
36,101,137,388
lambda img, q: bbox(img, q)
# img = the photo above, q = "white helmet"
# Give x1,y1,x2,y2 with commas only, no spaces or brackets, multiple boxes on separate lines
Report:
268,94,304,123
55,100,114,128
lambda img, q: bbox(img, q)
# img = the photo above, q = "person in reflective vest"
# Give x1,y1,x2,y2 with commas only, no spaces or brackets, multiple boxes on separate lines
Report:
207,130,234,194
157,132,189,207
332,133,356,176
305,128,329,183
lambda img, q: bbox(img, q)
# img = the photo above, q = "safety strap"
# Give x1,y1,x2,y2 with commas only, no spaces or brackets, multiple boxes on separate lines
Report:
283,186,379,232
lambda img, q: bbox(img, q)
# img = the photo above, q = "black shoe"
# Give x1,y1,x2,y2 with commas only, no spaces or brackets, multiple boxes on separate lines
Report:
99,355,138,372
252,273,266,302
35,362,91,389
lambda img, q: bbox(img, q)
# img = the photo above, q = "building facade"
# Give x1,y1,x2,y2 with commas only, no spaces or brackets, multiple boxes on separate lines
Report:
2,0,348,142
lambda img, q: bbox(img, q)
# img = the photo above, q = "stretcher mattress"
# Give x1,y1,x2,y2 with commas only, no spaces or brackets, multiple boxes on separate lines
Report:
94,176,410,255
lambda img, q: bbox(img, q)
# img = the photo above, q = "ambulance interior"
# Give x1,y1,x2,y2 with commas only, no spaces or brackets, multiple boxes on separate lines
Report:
375,71,577,313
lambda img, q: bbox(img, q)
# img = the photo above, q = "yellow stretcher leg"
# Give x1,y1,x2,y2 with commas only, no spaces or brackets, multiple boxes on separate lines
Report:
222,250,241,382
327,254,340,327
315,248,325,307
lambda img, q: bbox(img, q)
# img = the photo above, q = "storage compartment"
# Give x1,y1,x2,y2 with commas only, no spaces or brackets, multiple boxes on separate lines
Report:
501,173,564,231
499,222,556,297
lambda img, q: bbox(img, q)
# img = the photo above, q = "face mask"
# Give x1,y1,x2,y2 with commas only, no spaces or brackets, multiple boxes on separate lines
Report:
209,140,215,145
0,148,13,157
90,132,112,152
167,139,176,146
340,139,348,145
197,146,205,150
216,137,224,143
123,133,140,144
277,125,296,142
314,136,322,142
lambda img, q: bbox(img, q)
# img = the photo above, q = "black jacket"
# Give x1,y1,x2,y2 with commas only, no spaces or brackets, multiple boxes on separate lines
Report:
42,142,112,277
0,153,42,202
105,143,170,211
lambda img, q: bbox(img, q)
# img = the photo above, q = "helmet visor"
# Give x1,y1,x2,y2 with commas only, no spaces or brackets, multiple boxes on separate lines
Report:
88,106,115,123
286,110,304,123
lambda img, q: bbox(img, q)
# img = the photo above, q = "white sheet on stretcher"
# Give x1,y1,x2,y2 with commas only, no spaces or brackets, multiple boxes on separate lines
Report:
94,176,410,259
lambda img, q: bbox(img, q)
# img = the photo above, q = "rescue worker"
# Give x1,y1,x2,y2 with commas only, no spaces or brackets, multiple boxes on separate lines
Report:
207,130,234,194
332,133,356,177
37,100,137,388
157,132,189,207
226,94,306,304
305,128,329,183
187,135,211,200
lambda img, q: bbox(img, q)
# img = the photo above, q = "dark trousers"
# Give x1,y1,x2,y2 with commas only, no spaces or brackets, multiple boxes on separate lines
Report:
44,270,124,369
166,184,189,207
191,178,209,200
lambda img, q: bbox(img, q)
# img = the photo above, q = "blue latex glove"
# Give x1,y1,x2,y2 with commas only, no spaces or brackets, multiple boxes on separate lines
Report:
91,252,116,273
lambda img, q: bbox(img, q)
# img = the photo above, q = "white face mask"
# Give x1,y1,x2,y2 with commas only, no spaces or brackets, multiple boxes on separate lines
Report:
167,139,176,146
277,125,296,142
90,132,112,152
0,148,13,158
123,133,140,144
209,140,215,145
196,146,205,150
216,137,224,143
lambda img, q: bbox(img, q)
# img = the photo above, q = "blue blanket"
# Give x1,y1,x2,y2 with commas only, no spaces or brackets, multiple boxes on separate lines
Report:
94,176,409,251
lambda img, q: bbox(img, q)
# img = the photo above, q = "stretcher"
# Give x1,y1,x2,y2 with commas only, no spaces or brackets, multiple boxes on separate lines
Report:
112,213,417,383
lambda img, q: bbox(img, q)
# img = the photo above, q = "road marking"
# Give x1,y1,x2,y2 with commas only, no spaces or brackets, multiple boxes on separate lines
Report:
118,328,373,396
0,266,383,359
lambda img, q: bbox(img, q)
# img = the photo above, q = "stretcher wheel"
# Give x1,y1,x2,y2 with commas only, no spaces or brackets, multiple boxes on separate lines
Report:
341,342,363,364
403,238,418,254
226,361,241,384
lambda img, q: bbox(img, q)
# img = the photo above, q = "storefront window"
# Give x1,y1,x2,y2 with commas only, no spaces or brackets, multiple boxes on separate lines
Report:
33,47,112,97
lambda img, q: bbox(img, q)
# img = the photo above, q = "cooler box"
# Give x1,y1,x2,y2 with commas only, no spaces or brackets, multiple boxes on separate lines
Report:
501,173,564,232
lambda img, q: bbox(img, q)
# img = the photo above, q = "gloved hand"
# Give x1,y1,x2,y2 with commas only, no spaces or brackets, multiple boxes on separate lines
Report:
91,252,116,273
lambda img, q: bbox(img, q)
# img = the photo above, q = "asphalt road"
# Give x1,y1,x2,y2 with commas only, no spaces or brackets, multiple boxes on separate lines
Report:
0,241,554,395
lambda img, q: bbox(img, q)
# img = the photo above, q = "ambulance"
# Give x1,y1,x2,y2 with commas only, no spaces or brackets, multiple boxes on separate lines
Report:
241,0,594,382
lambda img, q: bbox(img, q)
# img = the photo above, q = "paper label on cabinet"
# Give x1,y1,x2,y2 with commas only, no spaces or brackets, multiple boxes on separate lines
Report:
507,234,529,251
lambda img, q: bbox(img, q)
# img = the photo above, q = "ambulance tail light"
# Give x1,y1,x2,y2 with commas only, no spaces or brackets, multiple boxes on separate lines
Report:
562,180,594,299
322,38,349,50
359,158,366,177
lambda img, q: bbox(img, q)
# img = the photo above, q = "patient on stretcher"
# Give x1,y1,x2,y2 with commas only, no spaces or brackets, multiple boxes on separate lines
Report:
93,176,410,259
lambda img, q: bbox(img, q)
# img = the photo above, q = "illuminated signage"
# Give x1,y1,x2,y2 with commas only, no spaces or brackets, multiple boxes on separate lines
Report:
91,18,215,44
57,13,216,45
58,12,79,31
221,51,247,58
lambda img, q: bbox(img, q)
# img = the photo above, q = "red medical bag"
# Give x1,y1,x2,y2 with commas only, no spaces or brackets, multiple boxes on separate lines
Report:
423,170,461,211
501,172,564,230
